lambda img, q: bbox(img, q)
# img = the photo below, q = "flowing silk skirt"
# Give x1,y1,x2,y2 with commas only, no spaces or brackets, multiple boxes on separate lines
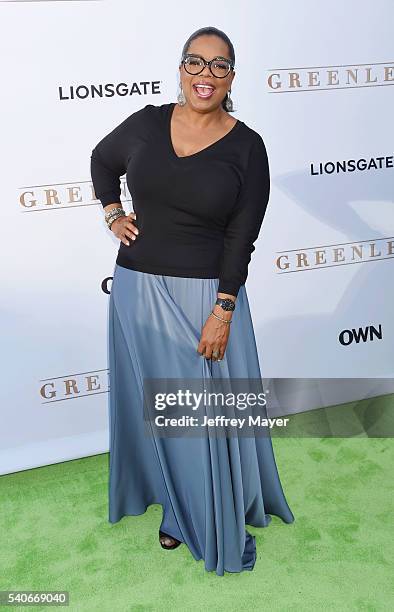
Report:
107,263,294,576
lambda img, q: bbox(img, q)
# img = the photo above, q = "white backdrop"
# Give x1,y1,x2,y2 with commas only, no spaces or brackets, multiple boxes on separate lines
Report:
1,0,393,474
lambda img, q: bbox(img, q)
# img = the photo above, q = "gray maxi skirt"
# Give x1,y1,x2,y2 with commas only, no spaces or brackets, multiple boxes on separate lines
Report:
107,263,295,576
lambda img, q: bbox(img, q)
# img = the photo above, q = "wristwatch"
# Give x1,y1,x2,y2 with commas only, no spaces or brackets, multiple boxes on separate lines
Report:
215,297,235,311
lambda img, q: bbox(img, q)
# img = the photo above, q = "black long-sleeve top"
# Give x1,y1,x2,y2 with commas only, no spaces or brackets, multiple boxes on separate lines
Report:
90,102,270,297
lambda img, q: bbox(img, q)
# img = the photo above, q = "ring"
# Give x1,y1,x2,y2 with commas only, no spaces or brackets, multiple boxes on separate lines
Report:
212,351,219,358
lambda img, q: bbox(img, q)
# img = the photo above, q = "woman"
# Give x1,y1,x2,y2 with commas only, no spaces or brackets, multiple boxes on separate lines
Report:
90,26,294,576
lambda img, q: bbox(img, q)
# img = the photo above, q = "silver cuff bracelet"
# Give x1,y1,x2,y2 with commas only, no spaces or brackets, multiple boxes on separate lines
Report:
105,207,125,230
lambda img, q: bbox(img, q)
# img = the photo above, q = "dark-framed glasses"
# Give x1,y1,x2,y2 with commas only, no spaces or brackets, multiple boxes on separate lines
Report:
181,53,234,78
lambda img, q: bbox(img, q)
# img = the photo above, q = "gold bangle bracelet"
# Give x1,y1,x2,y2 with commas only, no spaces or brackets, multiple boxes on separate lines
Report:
210,310,232,324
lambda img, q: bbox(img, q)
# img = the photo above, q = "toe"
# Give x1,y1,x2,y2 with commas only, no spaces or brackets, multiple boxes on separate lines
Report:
160,534,177,546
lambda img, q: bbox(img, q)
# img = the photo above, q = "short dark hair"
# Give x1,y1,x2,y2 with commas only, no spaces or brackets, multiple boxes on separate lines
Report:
180,26,236,112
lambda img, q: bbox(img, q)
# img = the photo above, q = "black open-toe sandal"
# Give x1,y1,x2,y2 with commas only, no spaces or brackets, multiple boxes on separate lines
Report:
159,530,182,550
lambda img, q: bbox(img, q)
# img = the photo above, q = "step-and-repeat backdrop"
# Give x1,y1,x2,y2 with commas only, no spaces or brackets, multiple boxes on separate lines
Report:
1,0,393,474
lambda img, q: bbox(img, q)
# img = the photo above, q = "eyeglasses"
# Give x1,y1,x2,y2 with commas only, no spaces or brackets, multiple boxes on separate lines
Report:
181,53,234,79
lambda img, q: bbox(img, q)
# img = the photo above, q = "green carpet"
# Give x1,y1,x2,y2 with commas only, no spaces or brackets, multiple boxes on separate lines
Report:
1,412,393,610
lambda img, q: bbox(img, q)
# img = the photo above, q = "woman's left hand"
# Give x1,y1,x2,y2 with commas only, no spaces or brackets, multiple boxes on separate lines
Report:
197,311,232,361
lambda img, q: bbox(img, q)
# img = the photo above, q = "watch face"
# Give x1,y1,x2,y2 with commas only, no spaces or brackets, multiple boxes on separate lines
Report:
217,298,235,311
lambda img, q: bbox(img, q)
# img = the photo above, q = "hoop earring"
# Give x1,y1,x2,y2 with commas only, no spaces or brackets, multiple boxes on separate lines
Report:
225,90,234,112
177,84,186,106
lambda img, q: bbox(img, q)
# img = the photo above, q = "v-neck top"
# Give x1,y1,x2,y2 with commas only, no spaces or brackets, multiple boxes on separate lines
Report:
90,102,270,297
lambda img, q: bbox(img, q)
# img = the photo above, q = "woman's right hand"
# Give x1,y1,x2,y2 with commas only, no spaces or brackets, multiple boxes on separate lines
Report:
111,212,139,246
